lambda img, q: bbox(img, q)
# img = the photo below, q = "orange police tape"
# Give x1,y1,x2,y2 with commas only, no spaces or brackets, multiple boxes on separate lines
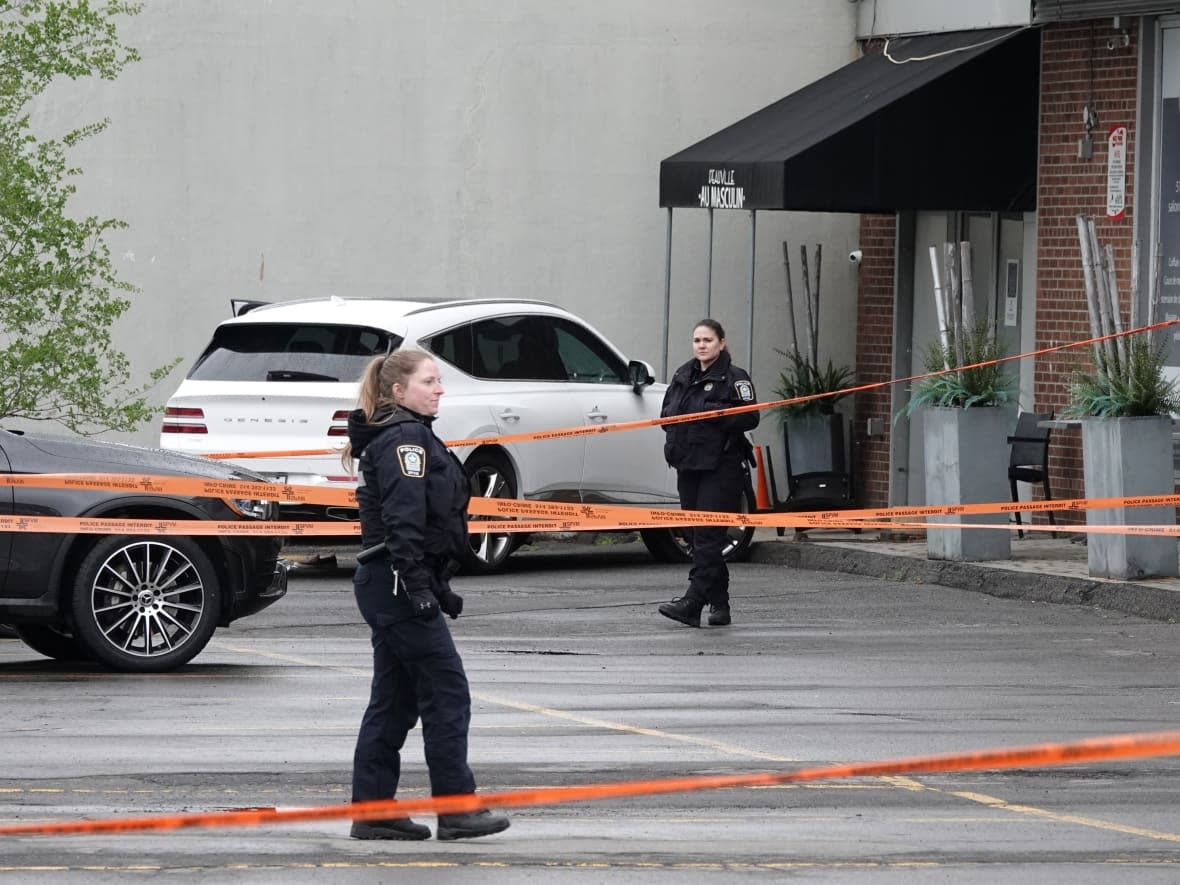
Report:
2,728,1179,837
199,317,1180,462
4,472,1180,536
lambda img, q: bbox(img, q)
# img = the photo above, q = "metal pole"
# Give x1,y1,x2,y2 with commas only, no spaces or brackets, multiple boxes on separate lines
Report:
662,207,673,382
706,207,714,317
748,209,757,374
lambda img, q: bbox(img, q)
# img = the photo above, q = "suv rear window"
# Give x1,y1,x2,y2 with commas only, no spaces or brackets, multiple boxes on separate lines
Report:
188,323,399,382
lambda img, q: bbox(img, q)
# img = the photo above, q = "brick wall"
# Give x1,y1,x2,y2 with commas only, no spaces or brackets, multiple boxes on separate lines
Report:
853,214,897,507
1035,20,1141,515
851,21,1146,515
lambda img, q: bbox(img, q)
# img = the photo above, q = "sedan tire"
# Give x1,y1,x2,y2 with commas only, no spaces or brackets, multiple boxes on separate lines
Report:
460,449,520,574
640,485,756,564
14,624,91,663
70,536,221,673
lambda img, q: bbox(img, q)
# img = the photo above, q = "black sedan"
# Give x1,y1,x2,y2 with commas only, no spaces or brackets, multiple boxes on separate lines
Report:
0,428,287,672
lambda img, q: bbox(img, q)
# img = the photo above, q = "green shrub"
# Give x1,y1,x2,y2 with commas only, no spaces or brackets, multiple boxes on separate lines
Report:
904,320,1016,413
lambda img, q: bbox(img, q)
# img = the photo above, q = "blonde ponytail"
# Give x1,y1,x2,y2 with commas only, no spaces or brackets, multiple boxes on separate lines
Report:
340,350,434,470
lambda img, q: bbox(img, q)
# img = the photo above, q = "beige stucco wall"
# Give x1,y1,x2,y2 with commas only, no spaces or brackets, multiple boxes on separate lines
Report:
32,0,862,446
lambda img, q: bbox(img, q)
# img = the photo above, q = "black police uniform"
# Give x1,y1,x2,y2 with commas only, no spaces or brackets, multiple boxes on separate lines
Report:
661,349,759,609
347,405,476,804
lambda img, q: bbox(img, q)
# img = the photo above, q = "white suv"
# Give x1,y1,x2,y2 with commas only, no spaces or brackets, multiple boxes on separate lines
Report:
160,296,753,572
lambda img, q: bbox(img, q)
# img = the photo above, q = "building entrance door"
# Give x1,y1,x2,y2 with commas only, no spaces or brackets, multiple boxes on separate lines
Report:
904,212,1028,505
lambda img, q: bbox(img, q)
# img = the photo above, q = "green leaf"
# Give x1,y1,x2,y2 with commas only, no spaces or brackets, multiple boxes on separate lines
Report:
0,1,172,435
771,348,854,421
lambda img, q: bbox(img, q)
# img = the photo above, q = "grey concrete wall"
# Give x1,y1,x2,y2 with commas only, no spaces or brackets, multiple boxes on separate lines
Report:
30,0,861,446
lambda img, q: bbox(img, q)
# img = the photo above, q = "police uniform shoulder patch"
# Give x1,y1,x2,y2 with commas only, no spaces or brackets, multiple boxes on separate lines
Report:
396,444,427,478
734,379,755,402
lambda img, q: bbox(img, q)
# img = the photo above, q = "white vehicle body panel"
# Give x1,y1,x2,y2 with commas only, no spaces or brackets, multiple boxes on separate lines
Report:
161,297,678,511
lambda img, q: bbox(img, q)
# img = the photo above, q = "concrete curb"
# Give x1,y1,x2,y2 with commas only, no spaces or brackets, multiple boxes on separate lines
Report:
747,541,1180,623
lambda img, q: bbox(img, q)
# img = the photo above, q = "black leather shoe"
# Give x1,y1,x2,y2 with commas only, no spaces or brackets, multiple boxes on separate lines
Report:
707,605,731,626
658,596,704,627
436,808,511,840
350,817,432,841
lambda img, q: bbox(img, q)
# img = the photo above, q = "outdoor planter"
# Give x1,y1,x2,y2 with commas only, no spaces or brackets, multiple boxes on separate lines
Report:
1081,415,1179,580
923,405,1016,561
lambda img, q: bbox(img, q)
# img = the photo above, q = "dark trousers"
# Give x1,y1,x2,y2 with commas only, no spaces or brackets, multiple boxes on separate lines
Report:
351,562,476,803
677,456,743,607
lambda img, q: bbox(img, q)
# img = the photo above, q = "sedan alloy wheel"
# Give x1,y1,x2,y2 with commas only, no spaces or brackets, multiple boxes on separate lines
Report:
71,536,220,672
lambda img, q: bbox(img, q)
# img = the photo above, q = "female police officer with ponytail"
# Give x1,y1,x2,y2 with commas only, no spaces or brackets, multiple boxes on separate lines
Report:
658,319,758,628
342,349,509,842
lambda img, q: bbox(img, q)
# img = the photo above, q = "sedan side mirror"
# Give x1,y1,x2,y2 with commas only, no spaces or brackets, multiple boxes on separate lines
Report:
628,359,656,393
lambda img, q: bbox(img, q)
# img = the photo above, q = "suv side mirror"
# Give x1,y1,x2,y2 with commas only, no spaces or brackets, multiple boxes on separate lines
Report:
628,359,656,393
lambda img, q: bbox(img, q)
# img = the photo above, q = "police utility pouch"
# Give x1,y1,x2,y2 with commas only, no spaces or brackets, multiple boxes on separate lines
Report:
356,544,439,619
356,543,387,565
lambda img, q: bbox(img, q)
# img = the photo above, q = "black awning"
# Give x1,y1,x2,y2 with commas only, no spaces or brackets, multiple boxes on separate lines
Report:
659,27,1041,213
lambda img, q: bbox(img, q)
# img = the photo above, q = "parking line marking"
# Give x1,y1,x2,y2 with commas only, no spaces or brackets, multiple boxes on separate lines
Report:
208,640,1180,846
947,790,1180,843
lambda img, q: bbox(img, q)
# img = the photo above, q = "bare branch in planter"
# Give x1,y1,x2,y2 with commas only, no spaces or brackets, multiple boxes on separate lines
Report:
1075,215,1106,367
799,244,816,366
943,242,964,368
1085,217,1120,371
782,241,800,357
1102,243,1125,365
928,246,951,370
959,240,975,328
812,244,822,363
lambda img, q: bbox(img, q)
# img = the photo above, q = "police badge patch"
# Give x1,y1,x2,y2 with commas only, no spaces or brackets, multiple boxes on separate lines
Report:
734,380,755,402
397,445,426,477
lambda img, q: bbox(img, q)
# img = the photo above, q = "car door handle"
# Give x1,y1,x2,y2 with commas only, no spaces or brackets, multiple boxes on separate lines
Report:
497,409,520,422
586,408,607,422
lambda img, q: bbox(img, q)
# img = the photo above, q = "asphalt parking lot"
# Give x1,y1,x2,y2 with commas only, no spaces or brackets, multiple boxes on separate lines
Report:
2,537,1179,884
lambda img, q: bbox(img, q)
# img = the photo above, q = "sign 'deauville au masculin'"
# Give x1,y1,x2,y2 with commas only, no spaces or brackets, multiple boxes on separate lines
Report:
698,168,746,209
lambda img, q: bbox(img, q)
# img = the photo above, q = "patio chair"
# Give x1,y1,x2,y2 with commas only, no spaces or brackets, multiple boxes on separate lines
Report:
1008,411,1058,539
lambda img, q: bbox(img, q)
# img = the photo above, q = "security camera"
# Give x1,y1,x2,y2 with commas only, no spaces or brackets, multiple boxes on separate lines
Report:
848,249,863,265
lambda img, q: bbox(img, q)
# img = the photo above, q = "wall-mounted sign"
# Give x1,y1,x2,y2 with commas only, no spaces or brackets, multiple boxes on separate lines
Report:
1107,124,1127,220
1004,258,1020,327
697,168,746,209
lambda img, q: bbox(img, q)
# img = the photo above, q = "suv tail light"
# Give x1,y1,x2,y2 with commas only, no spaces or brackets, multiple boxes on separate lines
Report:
162,406,208,434
327,410,350,437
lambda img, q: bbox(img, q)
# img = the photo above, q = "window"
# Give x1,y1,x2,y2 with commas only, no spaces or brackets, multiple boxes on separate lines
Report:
551,318,628,384
424,314,628,383
188,324,398,382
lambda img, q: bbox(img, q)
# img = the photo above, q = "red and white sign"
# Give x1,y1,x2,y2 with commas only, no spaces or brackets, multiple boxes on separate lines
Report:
1107,124,1127,219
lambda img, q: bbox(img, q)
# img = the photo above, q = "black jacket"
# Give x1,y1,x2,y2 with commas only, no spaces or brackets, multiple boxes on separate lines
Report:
348,405,470,596
661,349,759,471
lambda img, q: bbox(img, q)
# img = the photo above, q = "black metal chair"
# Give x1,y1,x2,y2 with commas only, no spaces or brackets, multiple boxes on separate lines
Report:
1008,411,1057,538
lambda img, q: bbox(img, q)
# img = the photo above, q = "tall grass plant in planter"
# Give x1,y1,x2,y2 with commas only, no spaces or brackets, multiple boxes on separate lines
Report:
772,349,855,511
907,241,1017,562
1066,334,1180,579
772,241,856,511
1066,214,1180,580
907,320,1017,561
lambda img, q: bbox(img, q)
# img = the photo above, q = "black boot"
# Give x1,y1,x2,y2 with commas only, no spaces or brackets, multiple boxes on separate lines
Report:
437,808,511,841
658,595,704,627
350,817,432,840
707,604,731,626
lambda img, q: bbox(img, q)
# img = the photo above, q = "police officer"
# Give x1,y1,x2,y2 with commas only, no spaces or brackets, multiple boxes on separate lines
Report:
658,319,759,628
343,349,509,842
